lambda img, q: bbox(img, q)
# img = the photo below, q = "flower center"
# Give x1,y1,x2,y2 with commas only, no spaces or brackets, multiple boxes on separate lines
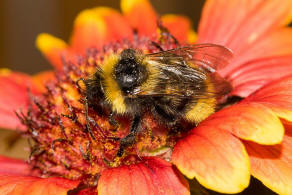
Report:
19,34,190,184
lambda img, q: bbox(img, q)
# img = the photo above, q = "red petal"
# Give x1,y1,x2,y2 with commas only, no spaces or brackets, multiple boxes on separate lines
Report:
244,75,292,121
0,175,79,195
98,157,189,195
243,123,292,194
0,70,39,131
0,156,33,176
202,102,284,145
121,0,157,36
198,0,292,54
198,0,248,45
229,55,292,97
221,28,292,77
161,15,194,43
172,127,250,193
36,33,68,70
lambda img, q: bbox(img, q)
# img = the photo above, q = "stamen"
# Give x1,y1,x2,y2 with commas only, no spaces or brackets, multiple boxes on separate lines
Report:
51,138,71,151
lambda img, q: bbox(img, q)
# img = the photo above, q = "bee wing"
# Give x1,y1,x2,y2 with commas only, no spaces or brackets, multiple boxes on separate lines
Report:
146,43,233,72
132,44,233,99
136,73,231,100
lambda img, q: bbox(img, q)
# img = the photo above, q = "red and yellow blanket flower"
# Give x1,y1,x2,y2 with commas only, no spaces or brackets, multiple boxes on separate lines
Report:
0,0,292,194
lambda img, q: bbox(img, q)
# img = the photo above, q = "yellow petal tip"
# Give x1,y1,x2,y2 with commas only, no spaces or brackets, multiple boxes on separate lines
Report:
0,68,12,76
36,33,67,54
92,6,116,15
246,104,285,145
75,9,100,25
121,0,148,13
188,30,198,43
73,9,107,36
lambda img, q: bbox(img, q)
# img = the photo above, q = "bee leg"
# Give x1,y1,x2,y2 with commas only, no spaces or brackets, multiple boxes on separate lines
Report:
84,97,96,141
157,20,179,45
117,115,141,157
151,41,164,51
109,112,119,128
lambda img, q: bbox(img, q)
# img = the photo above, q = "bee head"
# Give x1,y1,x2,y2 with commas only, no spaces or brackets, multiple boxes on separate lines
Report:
114,49,147,93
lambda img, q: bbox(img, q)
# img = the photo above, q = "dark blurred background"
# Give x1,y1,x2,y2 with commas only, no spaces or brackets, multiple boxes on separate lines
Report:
0,0,205,74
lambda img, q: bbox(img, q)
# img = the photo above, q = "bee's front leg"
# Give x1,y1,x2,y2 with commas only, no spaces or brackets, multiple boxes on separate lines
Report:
117,115,141,157
84,97,96,141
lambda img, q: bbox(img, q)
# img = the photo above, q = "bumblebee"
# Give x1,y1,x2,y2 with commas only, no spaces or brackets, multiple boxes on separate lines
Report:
83,44,233,156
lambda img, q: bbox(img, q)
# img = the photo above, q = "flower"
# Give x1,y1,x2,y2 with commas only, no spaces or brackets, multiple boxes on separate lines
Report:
0,0,292,194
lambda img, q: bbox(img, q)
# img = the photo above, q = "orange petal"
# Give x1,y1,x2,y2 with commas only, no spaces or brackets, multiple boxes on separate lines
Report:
98,157,189,195
70,9,108,54
71,7,133,54
198,0,292,54
33,71,55,93
221,28,292,76
0,156,33,176
245,75,292,122
161,15,195,43
202,102,284,145
92,7,133,42
0,175,79,195
172,127,250,193
244,123,292,194
0,69,39,131
228,55,292,97
36,33,68,70
121,0,157,36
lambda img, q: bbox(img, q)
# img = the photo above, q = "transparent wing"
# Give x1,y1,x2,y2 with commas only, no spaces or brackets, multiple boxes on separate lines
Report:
146,43,233,72
128,44,233,100
135,72,232,100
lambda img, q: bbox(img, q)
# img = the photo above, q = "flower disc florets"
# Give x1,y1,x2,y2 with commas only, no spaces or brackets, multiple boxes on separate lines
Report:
19,33,189,184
